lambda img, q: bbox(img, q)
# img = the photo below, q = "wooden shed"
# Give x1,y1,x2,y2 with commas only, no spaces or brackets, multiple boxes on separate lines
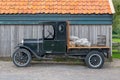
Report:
0,0,115,57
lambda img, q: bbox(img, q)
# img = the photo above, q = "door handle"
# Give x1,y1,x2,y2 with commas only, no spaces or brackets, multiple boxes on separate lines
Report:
51,44,54,46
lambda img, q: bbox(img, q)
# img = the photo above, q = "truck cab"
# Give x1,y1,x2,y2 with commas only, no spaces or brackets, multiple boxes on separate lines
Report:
12,21,110,69
23,22,67,56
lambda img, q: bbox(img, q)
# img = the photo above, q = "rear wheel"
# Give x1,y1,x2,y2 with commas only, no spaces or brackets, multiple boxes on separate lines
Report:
85,51,104,69
12,48,31,67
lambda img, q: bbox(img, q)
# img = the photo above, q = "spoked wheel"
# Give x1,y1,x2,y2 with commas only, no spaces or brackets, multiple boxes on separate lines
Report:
12,48,31,67
85,51,104,69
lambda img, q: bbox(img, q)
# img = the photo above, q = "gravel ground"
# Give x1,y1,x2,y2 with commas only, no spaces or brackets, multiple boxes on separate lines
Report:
0,59,120,80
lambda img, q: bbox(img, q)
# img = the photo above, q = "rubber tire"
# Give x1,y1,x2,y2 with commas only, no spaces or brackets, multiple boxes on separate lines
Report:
85,51,104,69
12,48,31,67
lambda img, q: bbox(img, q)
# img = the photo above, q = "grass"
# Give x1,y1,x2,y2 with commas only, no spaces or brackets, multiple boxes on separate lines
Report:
112,51,120,59
112,37,120,59
112,38,120,42
112,53,120,59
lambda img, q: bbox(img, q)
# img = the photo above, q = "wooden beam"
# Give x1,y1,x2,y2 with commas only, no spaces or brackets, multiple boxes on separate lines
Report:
67,21,70,52
68,46,110,49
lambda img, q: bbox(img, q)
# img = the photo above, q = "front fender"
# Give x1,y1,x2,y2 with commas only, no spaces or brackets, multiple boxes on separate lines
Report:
14,43,23,49
14,44,42,59
15,44,29,50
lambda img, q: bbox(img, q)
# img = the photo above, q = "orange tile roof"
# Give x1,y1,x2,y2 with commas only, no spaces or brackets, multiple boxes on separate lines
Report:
0,0,112,14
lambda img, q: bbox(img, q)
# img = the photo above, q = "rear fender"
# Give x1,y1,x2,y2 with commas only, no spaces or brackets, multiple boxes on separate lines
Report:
90,49,109,58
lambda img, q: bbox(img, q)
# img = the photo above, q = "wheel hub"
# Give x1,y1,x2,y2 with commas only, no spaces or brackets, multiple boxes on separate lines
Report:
88,54,102,68
14,51,29,65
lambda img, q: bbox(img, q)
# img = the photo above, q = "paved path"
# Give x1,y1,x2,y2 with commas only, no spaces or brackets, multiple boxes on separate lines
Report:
0,59,120,80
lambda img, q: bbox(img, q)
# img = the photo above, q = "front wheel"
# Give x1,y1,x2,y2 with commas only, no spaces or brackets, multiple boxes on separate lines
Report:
85,51,104,69
12,48,31,67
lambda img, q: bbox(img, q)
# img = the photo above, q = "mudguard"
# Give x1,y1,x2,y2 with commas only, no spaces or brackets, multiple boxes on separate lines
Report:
14,43,42,59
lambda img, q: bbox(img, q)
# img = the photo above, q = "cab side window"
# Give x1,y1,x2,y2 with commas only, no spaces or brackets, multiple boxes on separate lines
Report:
44,25,54,40
58,24,64,32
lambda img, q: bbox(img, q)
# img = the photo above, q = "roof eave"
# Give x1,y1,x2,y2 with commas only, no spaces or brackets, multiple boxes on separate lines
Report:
108,0,115,14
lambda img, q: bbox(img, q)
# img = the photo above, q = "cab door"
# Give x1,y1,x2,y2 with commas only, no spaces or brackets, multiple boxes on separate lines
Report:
43,24,55,53
43,22,67,54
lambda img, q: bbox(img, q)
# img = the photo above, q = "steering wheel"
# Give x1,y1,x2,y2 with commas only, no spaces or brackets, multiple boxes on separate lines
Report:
46,30,53,38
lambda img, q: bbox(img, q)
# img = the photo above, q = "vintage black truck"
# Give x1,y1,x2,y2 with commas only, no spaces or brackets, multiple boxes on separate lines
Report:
12,21,110,69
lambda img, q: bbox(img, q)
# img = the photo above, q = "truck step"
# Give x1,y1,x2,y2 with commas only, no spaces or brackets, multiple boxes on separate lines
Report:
68,56,85,59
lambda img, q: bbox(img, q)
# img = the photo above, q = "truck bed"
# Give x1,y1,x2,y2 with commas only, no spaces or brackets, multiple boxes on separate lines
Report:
68,46,110,49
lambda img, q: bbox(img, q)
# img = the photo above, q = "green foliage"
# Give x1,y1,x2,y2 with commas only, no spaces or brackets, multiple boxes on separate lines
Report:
112,36,120,59
113,0,120,14
112,35,120,39
112,0,120,59
112,0,120,34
